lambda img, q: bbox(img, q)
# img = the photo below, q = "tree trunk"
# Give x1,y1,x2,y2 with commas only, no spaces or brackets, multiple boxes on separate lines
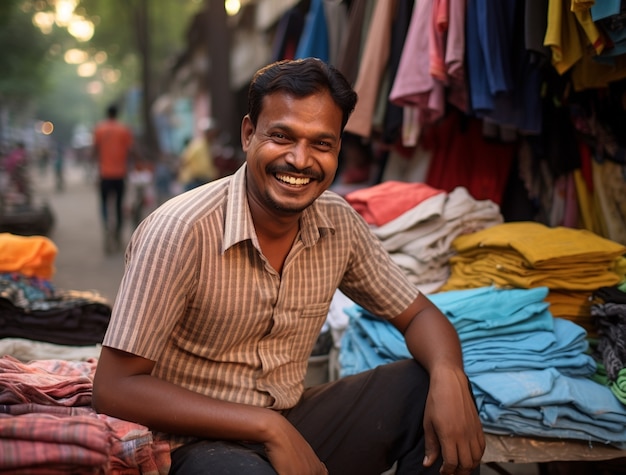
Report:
207,0,235,145
133,0,160,158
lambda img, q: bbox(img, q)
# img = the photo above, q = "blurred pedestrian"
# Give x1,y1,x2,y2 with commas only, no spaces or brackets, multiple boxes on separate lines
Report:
154,153,176,205
53,141,65,192
2,142,31,203
177,117,218,191
92,104,135,254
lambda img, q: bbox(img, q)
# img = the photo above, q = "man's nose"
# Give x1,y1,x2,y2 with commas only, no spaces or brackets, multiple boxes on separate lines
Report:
286,141,311,169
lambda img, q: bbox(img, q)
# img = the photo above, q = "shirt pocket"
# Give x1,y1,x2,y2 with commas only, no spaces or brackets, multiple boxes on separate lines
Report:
289,303,330,361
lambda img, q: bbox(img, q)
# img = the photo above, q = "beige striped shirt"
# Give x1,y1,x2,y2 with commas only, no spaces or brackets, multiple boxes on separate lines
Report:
103,164,419,418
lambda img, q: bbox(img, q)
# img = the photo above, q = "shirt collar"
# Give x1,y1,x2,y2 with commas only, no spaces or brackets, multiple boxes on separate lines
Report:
222,164,335,253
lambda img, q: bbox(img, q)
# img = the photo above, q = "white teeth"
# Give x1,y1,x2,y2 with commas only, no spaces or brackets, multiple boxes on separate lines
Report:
276,174,311,185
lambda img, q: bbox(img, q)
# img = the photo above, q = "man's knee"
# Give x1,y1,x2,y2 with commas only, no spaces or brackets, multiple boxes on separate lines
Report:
370,359,430,394
170,440,277,475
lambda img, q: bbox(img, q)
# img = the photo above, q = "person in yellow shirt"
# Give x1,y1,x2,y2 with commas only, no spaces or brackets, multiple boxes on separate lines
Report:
178,117,219,191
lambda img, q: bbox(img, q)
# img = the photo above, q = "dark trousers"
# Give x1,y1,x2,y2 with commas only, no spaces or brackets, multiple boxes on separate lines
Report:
170,360,468,475
99,178,125,236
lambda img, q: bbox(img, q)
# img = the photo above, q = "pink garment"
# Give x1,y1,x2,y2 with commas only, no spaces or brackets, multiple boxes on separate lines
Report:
98,414,171,475
389,0,445,126
0,413,112,472
429,0,449,82
3,147,26,174
445,0,469,112
562,172,579,228
427,0,469,112
345,181,445,226
0,356,172,474
0,356,96,406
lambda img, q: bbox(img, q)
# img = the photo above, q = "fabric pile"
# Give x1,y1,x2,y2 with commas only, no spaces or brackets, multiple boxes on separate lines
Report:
0,278,112,347
0,233,110,357
591,283,626,404
338,286,626,447
0,355,171,474
0,232,57,280
345,182,503,294
440,221,626,337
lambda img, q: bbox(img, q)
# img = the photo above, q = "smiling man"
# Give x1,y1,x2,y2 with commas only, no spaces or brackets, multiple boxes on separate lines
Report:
92,58,484,475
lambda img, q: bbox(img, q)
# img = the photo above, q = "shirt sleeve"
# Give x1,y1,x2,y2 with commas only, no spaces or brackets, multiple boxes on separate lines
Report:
102,212,199,360
339,205,420,319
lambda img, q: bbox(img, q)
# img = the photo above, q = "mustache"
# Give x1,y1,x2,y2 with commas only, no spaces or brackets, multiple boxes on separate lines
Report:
269,163,323,181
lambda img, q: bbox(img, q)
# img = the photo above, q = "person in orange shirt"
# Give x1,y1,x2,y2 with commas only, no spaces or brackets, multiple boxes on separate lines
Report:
93,104,134,253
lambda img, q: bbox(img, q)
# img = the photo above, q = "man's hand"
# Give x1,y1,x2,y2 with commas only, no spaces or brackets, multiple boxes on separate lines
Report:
391,293,486,474
93,347,327,474
422,366,485,474
262,412,328,475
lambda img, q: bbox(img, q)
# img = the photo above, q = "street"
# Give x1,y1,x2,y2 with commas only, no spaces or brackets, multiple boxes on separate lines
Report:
36,161,127,305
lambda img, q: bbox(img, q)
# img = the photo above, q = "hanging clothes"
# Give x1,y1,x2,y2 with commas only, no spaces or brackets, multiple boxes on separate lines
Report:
294,0,330,62
389,0,445,127
421,109,515,205
343,0,397,138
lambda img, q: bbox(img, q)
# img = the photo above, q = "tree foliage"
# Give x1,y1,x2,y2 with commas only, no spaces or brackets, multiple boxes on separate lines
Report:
0,0,52,113
1,0,204,147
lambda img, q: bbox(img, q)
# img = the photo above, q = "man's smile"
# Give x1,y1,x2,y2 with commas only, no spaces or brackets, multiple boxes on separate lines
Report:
274,173,313,186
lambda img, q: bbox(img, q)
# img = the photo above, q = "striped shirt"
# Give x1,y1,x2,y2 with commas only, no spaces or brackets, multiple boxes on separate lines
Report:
103,164,419,441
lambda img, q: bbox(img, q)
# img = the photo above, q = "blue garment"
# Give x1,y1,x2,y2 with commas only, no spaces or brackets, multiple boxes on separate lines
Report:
339,307,410,377
465,0,542,133
591,0,621,21
337,286,626,445
294,0,330,63
472,368,626,446
463,318,597,377
465,0,515,112
427,286,553,342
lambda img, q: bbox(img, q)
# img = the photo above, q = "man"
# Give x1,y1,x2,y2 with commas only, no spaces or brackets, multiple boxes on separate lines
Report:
92,104,134,253
178,117,219,191
92,58,484,475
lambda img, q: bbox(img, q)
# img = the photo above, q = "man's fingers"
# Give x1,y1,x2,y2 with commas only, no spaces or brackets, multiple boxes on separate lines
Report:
422,420,441,467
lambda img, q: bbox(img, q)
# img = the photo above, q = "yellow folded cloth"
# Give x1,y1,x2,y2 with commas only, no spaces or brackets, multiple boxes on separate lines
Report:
0,233,57,280
451,222,626,267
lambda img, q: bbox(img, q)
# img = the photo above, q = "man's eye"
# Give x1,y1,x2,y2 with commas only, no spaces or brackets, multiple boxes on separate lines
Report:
271,133,287,140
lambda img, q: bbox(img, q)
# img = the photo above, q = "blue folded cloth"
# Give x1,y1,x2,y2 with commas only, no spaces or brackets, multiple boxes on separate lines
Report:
337,286,626,446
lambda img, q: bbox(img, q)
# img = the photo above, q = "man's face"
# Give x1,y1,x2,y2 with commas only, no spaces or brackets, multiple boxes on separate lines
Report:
241,90,343,216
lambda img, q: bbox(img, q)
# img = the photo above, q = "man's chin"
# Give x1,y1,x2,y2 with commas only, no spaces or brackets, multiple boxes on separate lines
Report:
266,195,313,215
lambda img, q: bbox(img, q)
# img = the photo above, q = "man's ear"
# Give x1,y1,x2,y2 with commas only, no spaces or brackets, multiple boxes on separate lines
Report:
241,115,254,151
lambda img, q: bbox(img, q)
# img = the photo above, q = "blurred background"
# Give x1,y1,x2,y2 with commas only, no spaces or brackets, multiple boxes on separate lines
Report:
0,0,269,174
0,0,301,299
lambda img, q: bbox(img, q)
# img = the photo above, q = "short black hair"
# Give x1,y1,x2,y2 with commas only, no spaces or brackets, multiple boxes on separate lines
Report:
107,104,118,119
247,58,357,131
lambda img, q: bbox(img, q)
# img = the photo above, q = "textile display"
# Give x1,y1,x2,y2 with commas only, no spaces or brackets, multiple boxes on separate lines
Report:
0,356,171,474
346,182,503,294
0,233,57,280
441,221,626,336
592,283,626,403
338,286,626,447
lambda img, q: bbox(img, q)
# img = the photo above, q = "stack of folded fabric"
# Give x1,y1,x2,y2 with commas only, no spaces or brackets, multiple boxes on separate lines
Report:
440,222,626,337
0,233,110,358
0,355,171,473
338,286,626,447
345,182,503,294
591,283,626,404
0,278,111,347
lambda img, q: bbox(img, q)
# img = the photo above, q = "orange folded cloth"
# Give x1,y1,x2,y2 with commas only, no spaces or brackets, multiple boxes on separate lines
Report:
0,233,57,280
345,181,445,226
